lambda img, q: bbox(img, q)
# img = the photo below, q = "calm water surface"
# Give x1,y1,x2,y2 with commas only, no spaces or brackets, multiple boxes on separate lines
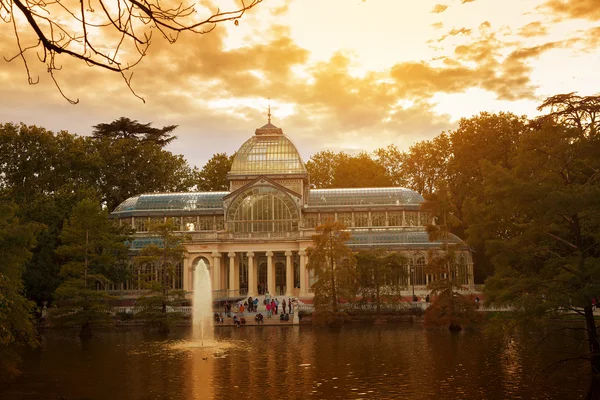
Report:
1,324,589,399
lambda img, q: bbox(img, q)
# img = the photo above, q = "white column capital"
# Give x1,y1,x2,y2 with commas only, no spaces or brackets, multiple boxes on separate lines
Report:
298,250,306,256
228,252,236,258
247,251,255,258
266,251,274,257
211,251,221,258
285,250,293,257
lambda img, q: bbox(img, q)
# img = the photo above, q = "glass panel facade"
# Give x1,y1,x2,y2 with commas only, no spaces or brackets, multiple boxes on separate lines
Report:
372,212,386,227
307,187,424,207
215,217,225,231
199,216,213,231
354,212,369,227
388,212,402,227
347,229,463,248
135,217,147,232
419,212,429,226
227,186,300,233
405,211,418,226
304,214,318,229
337,212,352,228
184,216,196,231
230,135,307,175
168,216,181,230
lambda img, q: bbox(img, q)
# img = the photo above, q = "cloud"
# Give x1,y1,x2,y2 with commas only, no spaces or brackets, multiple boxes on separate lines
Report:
518,21,548,37
431,22,444,29
462,0,476,3
437,27,472,42
431,4,449,13
545,0,600,21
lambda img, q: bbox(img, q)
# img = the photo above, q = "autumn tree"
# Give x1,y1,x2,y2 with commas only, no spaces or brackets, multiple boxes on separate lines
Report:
196,152,234,191
400,133,451,195
2,0,262,101
480,94,600,397
355,249,406,316
133,221,187,334
373,144,408,187
306,220,357,314
0,202,39,382
53,199,131,337
306,150,340,188
422,185,478,330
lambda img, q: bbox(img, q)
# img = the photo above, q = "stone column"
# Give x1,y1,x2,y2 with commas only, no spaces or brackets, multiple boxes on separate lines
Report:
266,251,274,296
247,252,256,297
183,255,190,292
285,250,293,297
212,251,221,293
228,252,236,297
299,250,307,296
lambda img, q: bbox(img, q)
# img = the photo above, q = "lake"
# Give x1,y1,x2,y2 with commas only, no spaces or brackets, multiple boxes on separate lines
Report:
1,324,589,399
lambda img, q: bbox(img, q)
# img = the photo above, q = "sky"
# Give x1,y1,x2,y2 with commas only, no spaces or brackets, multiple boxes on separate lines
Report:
1,0,599,168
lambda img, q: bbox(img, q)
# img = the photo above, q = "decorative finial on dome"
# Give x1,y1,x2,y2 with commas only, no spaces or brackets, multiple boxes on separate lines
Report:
268,103,271,124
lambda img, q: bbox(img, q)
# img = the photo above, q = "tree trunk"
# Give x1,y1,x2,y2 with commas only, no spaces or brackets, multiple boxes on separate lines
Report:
584,305,600,400
79,322,92,338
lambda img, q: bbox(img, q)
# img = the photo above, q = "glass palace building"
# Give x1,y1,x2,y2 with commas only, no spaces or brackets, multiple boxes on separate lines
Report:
111,120,474,299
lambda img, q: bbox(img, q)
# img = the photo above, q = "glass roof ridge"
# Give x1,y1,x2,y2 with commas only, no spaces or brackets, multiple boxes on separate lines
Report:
307,187,425,207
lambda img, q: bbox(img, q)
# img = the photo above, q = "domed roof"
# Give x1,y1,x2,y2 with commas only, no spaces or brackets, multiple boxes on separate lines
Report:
229,121,307,176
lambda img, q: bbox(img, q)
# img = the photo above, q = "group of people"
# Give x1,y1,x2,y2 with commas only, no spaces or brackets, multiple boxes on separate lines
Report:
265,297,293,318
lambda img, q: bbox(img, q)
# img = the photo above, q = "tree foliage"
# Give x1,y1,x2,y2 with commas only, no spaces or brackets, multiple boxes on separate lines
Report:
133,221,187,333
355,248,406,315
422,185,479,330
0,202,39,382
479,94,600,396
306,220,357,313
53,199,131,337
1,0,262,101
196,152,234,191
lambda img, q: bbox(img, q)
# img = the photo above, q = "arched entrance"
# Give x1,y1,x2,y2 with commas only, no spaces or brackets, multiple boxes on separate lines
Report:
191,256,211,291
275,261,285,295
258,261,267,295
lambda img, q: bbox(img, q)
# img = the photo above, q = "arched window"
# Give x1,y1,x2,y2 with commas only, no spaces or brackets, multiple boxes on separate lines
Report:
227,186,300,233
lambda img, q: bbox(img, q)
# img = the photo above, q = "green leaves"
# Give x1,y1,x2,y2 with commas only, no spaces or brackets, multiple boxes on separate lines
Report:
307,220,357,312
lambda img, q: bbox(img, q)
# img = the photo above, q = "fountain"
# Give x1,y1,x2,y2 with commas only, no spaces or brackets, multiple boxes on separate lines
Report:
193,259,213,345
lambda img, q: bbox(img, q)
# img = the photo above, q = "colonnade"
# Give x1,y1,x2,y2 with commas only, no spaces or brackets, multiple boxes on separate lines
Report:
183,249,309,298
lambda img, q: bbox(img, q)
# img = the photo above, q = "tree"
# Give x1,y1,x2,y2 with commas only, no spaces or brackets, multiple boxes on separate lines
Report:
92,118,195,210
0,202,39,382
332,152,392,188
306,151,392,189
401,133,451,195
53,199,131,337
355,249,406,316
92,117,178,146
373,144,408,187
133,221,187,334
422,185,478,330
480,94,600,397
449,112,528,281
306,150,340,188
306,220,357,313
196,152,234,191
3,0,262,102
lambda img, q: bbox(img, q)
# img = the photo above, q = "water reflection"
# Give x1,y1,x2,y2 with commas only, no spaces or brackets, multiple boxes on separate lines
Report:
1,325,589,399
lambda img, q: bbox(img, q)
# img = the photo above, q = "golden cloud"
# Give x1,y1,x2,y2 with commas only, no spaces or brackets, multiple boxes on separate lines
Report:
431,4,449,13
518,21,548,37
545,0,600,21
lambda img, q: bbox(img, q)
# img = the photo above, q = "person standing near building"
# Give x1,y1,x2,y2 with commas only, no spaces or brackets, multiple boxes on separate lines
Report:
266,302,272,318
288,298,292,314
271,299,276,315
282,299,287,315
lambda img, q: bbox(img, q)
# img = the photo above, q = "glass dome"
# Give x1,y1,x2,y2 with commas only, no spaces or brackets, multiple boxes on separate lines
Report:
229,123,307,175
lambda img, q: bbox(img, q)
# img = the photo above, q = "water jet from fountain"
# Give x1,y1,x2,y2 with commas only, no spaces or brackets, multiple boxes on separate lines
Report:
193,260,213,346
